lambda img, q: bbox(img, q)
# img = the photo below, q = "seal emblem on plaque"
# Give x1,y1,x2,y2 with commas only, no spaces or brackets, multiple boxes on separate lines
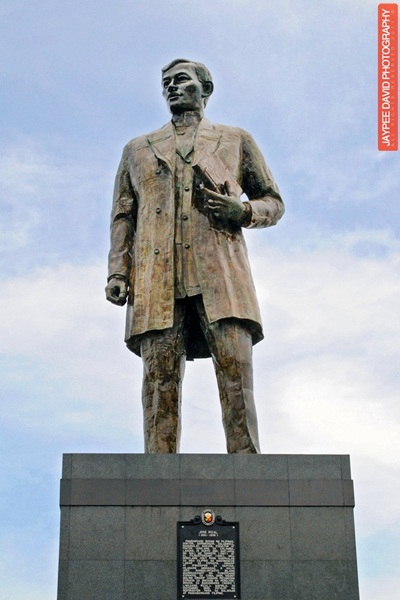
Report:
201,509,215,526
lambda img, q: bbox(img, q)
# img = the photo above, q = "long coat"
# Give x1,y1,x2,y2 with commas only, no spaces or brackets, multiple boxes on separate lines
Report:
108,118,284,358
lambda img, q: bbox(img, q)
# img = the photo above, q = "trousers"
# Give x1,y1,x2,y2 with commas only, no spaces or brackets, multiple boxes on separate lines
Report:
140,295,261,453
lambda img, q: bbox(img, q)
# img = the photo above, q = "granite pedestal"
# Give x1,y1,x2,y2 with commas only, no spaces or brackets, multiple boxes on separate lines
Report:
57,454,359,600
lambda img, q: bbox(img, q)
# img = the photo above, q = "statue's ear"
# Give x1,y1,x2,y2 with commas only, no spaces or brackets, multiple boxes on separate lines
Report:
202,81,214,99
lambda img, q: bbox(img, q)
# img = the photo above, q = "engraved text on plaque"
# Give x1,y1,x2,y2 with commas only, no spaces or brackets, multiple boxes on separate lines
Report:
177,515,240,599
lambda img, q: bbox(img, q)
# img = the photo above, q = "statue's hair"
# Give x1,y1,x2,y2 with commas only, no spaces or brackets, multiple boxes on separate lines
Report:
161,58,213,105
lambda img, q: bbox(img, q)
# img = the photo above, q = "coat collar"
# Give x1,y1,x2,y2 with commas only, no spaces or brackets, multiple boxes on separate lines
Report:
146,118,222,172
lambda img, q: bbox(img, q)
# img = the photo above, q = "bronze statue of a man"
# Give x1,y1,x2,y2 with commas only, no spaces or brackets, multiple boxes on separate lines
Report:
106,58,284,454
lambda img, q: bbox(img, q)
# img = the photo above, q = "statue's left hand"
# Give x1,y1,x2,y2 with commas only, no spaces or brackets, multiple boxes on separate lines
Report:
203,181,245,223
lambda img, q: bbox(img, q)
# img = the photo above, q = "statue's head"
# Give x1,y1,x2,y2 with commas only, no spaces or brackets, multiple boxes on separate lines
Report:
161,58,214,114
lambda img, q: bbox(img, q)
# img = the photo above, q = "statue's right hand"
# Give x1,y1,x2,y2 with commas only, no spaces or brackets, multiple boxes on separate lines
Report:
105,277,128,306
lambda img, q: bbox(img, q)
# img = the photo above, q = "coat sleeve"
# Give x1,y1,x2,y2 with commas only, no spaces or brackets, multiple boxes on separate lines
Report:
240,130,285,228
107,146,136,281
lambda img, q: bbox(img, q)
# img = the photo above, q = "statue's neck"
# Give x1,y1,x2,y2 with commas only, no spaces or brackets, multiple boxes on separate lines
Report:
171,110,203,129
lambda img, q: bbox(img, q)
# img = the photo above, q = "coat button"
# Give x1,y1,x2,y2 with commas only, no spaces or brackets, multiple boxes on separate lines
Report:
182,214,188,220
185,158,191,164
156,207,161,213
184,243,190,249
154,248,160,254
184,186,190,192
156,169,161,174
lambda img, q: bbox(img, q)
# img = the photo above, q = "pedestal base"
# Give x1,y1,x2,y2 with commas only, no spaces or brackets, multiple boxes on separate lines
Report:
57,454,359,600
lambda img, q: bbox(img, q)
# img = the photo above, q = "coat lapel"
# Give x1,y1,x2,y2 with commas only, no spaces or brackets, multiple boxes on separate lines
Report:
146,122,175,172
192,119,222,166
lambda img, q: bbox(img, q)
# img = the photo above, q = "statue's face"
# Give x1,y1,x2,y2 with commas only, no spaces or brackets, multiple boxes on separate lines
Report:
162,63,204,113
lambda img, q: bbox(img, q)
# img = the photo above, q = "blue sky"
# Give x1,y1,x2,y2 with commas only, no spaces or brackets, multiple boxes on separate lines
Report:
1,0,399,598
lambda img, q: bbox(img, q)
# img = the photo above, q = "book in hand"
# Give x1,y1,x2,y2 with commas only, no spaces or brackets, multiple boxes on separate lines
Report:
192,153,243,234
193,154,242,198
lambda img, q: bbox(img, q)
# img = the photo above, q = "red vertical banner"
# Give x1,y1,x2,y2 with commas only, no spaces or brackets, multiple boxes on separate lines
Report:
378,4,398,150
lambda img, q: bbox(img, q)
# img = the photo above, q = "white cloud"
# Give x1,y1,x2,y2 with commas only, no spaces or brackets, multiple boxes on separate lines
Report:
0,261,143,443
360,574,400,600
0,522,58,600
250,231,400,358
0,138,112,268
